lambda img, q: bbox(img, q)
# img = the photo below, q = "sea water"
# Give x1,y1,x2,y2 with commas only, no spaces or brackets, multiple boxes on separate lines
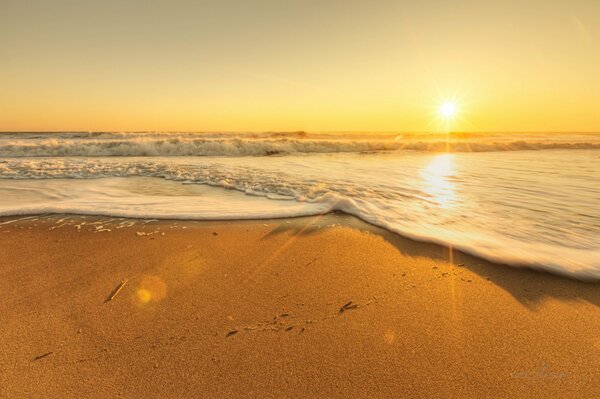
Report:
0,131,599,279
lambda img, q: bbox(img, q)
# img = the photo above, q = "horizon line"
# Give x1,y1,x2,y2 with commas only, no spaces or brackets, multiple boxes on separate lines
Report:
2,130,600,135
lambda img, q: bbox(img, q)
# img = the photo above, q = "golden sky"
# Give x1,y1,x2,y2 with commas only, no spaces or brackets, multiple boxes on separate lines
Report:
1,0,599,132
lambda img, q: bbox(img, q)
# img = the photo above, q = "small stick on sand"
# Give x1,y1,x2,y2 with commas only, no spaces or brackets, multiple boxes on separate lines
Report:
106,279,128,303
304,258,317,267
33,352,53,361
339,301,358,313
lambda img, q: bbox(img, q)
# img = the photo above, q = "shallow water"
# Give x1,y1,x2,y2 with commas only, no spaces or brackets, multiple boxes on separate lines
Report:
1,132,599,278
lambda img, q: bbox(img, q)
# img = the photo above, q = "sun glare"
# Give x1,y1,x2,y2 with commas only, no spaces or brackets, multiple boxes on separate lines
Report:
439,102,457,119
422,154,456,208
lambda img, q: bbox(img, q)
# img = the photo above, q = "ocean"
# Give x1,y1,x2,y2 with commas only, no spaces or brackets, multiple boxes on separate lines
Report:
1,131,599,279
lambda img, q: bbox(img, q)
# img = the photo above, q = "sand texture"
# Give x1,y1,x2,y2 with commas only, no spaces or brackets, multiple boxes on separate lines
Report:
1,214,599,398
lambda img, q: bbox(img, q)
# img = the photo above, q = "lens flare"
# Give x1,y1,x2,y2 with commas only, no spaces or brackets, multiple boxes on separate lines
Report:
136,288,152,304
134,275,167,306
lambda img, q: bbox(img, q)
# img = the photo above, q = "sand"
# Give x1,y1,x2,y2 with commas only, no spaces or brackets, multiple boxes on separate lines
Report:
0,213,599,398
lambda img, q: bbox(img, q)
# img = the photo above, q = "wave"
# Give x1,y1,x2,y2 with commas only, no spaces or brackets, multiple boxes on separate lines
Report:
1,177,599,280
1,149,600,280
1,132,600,157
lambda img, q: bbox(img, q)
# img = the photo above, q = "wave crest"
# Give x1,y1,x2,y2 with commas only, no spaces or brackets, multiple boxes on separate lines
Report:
2,132,600,157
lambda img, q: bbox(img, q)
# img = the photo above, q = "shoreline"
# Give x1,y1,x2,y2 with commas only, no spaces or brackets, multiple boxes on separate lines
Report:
1,211,597,281
1,213,599,397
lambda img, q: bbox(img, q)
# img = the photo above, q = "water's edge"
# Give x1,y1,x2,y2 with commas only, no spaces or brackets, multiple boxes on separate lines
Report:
2,211,598,282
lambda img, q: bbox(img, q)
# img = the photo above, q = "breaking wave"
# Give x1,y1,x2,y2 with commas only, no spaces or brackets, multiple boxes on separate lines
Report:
0,141,599,279
1,132,600,157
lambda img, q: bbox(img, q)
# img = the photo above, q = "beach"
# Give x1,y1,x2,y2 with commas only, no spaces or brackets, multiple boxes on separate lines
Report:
1,213,599,398
4,0,600,397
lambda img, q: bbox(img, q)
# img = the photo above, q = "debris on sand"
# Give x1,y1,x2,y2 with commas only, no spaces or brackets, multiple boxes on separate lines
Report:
226,329,238,337
106,279,128,302
285,326,294,332
33,352,53,361
212,232,218,236
304,258,317,267
339,301,359,313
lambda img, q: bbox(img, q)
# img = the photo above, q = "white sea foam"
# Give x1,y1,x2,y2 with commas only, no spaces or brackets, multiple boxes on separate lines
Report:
0,178,331,220
1,147,599,280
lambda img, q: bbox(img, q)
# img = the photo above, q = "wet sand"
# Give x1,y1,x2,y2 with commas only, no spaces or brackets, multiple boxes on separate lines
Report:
0,213,599,398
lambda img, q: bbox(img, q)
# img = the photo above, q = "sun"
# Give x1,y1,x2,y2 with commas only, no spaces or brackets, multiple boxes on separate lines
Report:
439,102,457,118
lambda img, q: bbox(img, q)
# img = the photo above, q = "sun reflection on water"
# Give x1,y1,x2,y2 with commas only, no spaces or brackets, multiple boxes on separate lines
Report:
421,154,457,209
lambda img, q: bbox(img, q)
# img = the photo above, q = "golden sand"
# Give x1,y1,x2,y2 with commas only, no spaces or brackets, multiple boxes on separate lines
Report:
0,214,599,398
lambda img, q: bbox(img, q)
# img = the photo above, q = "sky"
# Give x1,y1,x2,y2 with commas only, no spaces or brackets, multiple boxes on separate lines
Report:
1,0,599,132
